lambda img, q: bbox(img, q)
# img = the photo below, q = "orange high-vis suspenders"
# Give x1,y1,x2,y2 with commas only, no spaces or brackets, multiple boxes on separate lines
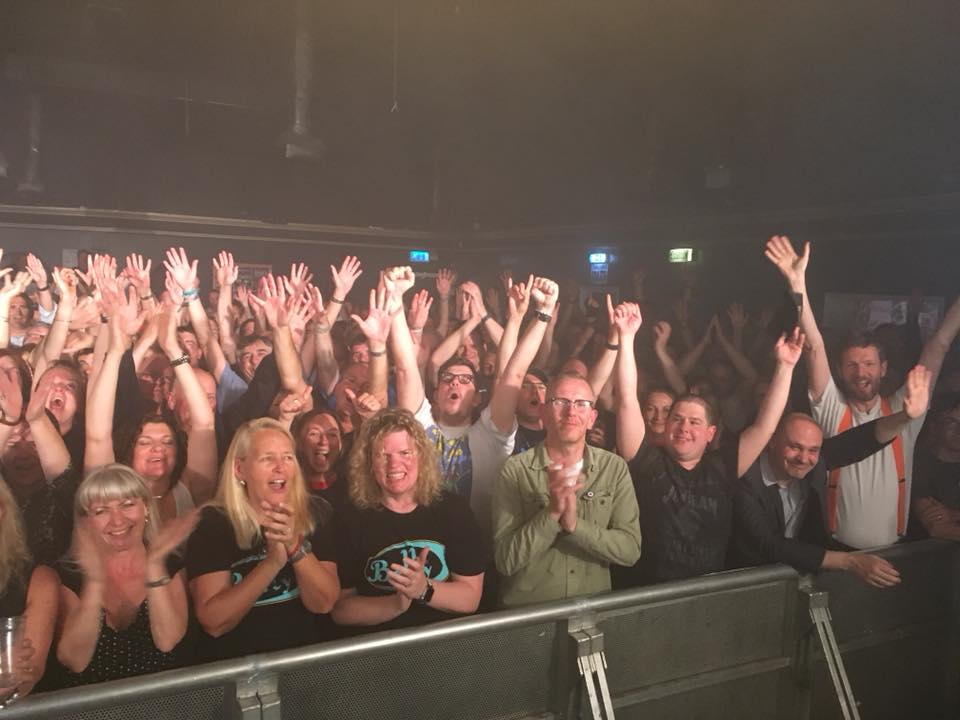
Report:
826,398,907,536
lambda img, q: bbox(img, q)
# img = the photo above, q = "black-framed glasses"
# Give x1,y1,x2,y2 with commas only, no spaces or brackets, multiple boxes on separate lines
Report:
439,371,475,385
547,397,594,411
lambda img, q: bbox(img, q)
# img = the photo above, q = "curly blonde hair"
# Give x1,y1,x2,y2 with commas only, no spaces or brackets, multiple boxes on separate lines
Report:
347,408,442,510
216,418,315,550
0,476,31,589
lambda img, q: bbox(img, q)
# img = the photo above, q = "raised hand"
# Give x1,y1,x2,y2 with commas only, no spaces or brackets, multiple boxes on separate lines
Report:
484,286,503,319
51,267,79,308
344,387,382,422
653,320,672,352
902,364,931,419
287,262,314,300
507,274,533,320
212,251,239,288
146,508,201,566
124,254,152,294
774,326,805,367
248,274,286,329
382,266,415,298
435,267,457,298
727,302,748,332
0,361,24,424
351,288,395,346
613,300,643,337
407,289,433,331
163,247,198,293
275,385,314,421
90,254,120,297
498,269,513,292
279,285,317,337
24,253,48,291
331,255,362,300
0,271,31,308
460,281,487,316
764,235,810,291
530,277,559,315
103,285,147,339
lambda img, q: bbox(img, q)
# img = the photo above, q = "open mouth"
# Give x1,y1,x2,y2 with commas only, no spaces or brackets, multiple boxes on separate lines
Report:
268,479,287,492
48,395,65,410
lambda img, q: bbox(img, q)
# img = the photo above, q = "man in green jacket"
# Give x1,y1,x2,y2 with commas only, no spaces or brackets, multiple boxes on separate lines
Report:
493,373,642,607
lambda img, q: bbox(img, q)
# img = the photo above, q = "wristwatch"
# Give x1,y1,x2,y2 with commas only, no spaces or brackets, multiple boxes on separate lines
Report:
415,579,435,605
289,538,313,564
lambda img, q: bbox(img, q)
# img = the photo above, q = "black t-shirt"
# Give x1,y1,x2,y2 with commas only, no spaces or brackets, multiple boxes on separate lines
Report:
334,492,486,631
513,425,546,456
185,499,336,662
18,467,80,566
616,437,739,587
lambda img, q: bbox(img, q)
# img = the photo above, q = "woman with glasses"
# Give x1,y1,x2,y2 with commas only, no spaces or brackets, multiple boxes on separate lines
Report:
331,407,486,631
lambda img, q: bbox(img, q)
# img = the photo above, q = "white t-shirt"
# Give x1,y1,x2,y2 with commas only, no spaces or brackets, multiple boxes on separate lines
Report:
810,375,925,549
414,398,516,539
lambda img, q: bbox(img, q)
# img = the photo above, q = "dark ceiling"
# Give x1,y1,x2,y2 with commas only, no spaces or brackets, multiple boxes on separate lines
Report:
2,1,960,230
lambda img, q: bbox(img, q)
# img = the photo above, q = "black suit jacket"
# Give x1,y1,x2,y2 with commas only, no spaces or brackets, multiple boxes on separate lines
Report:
730,419,889,573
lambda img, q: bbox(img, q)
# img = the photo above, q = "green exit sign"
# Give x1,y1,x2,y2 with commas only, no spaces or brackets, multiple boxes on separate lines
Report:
668,248,695,263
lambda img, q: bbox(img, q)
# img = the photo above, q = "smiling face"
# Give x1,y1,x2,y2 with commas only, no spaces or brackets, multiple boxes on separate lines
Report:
236,428,298,509
665,399,716,464
373,430,419,503
839,344,886,405
769,415,823,482
87,496,147,551
541,376,598,446
130,421,177,491
643,391,674,436
298,414,342,475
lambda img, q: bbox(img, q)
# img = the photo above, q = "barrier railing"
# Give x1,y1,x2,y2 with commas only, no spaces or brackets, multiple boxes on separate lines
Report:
4,540,956,720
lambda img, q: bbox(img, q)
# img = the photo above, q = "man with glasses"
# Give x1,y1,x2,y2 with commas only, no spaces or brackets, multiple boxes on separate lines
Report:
493,370,641,606
387,267,558,539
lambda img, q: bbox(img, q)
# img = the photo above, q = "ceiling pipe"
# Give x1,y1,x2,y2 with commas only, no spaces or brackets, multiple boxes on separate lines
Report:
279,0,324,161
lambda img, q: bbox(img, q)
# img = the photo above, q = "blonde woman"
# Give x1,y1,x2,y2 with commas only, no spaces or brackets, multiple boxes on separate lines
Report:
186,418,339,662
55,464,196,687
331,408,485,630
0,477,56,699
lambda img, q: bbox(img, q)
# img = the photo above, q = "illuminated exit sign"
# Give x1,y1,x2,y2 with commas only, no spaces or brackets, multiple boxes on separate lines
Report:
668,248,695,263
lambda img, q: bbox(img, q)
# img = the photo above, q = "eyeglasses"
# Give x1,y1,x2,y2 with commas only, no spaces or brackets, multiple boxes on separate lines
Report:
439,372,475,386
521,382,547,392
547,397,594,411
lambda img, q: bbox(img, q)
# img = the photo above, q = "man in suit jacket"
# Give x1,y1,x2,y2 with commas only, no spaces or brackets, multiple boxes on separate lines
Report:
731,365,930,587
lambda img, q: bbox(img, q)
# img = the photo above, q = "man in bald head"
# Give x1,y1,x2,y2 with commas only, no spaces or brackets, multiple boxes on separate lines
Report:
730,378,930,588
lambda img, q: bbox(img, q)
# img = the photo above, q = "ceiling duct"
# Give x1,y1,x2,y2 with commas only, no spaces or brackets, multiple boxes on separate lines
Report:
16,93,44,200
279,0,324,161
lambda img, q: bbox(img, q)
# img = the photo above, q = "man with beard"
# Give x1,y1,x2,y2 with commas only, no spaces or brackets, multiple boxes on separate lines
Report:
388,267,555,538
766,236,960,548
731,364,930,586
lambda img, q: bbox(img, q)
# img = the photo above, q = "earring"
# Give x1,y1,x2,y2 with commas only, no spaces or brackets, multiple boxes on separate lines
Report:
238,480,247,487
145,516,150,525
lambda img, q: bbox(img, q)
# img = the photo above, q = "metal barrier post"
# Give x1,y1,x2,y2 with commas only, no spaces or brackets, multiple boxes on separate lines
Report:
569,619,615,720
235,673,281,720
801,587,861,720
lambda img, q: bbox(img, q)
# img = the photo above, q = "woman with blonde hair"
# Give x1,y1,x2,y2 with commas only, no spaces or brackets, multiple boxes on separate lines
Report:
55,464,196,687
0,477,57,700
186,418,339,661
332,408,486,630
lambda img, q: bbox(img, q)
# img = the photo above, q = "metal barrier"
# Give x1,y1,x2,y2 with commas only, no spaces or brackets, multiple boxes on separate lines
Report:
4,541,956,720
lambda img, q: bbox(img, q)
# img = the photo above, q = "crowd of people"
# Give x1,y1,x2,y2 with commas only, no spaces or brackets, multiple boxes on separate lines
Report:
0,235,954,696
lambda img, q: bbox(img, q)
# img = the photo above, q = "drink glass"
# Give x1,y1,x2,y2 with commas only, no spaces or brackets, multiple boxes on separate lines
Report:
0,616,23,706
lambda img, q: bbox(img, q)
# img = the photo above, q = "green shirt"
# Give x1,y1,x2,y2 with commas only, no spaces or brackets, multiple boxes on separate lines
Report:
493,442,642,607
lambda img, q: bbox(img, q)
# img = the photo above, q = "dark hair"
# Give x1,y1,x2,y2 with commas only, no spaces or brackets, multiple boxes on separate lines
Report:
0,350,32,426
642,385,676,405
438,355,478,377
41,359,87,413
114,413,188,488
838,331,886,364
671,394,716,426
238,334,273,353
291,408,343,471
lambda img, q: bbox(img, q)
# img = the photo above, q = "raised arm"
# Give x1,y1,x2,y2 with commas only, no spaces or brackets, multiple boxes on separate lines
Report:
25,254,55,318
918,294,960,389
310,287,339,396
489,276,556,434
652,321,688,396
427,298,482,386
25,371,70,480
461,281,504,347
0,272,31,348
612,300,645,461
158,302,217,504
714,315,760,387
765,236,830,401
435,268,456,338
350,287,395,408
496,274,531,379
249,275,312,393
35,267,78,373
325,255,362,328
385,267,422,412
737,328,805,477
874,364,930,443
587,295,619,398
406,289,433,370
